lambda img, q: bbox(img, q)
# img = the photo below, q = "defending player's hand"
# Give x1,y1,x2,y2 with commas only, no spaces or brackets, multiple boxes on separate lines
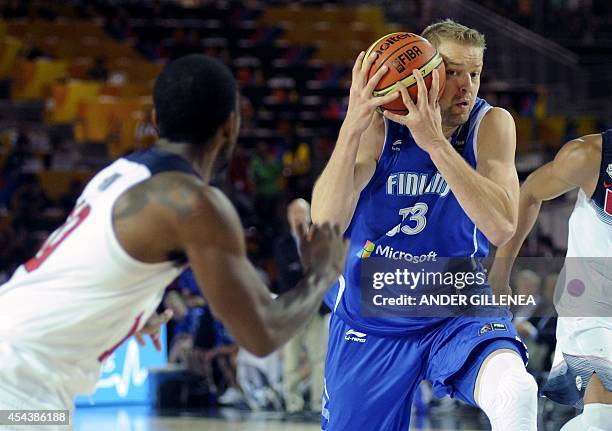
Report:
344,51,399,135
135,309,174,351
299,222,348,280
383,69,446,154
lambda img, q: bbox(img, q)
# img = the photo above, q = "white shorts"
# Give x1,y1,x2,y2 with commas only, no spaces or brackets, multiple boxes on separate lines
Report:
555,316,612,358
543,317,612,407
0,341,75,430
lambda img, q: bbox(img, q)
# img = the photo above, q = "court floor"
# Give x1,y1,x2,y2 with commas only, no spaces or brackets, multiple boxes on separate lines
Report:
72,402,574,431
73,405,483,431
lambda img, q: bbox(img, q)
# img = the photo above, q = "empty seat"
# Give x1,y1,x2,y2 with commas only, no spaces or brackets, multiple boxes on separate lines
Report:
46,80,102,124
11,59,68,100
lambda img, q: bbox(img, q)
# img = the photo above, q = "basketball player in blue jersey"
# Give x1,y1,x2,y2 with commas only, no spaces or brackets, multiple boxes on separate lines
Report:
312,20,538,430
492,131,612,431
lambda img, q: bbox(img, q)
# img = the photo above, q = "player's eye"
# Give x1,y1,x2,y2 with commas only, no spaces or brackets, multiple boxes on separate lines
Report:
447,70,457,76
470,72,480,78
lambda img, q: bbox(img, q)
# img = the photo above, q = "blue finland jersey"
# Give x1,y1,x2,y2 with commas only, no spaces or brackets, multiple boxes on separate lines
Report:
330,97,501,335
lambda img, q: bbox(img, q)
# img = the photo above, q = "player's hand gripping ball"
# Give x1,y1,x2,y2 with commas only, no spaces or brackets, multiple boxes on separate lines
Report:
364,32,446,114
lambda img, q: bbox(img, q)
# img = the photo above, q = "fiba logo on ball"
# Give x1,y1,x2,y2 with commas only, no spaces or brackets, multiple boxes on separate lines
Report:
392,58,406,74
566,279,586,297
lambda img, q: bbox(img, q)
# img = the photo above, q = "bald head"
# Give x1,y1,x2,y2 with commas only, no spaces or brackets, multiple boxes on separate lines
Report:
287,198,311,237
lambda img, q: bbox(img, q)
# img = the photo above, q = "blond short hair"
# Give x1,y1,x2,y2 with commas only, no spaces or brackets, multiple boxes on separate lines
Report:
421,19,486,50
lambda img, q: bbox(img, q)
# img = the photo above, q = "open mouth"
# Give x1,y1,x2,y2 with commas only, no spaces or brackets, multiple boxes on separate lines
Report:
453,100,470,111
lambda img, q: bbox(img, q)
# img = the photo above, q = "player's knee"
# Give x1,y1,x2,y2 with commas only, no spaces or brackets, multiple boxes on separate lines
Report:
498,367,538,406
478,353,537,430
489,369,537,430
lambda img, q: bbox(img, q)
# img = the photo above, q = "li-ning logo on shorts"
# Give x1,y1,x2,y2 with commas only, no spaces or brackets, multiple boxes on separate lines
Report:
479,322,507,336
345,329,367,343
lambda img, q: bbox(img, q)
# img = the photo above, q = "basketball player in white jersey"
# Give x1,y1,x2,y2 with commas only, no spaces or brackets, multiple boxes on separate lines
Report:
492,131,612,430
0,54,347,423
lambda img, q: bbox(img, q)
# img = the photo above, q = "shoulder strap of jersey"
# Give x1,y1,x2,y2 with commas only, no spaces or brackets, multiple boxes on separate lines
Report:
600,129,612,178
451,122,470,154
591,129,612,216
123,148,201,178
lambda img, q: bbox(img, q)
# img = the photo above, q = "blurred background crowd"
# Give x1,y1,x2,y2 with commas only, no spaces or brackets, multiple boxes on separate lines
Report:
1,0,610,422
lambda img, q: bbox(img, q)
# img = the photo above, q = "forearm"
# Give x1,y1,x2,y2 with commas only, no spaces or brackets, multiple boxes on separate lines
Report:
430,142,517,246
495,186,542,259
489,184,542,289
311,124,361,227
262,270,337,352
206,269,336,357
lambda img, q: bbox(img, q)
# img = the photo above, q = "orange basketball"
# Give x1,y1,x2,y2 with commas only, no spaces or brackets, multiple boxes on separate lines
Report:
364,32,446,115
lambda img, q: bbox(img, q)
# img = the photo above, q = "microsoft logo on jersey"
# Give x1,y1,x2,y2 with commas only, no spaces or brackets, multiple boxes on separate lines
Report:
357,240,375,259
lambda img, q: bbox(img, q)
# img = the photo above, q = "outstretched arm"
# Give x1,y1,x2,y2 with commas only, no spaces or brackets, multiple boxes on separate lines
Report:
178,184,347,357
490,134,601,290
113,172,347,357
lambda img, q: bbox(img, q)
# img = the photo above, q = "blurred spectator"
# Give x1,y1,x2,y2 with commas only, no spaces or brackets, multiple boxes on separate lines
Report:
284,140,311,176
49,138,79,171
236,347,283,411
165,269,208,363
166,269,242,406
234,264,283,411
282,140,312,200
87,56,110,82
239,96,256,133
21,40,54,61
134,110,158,150
250,141,281,226
227,146,255,222
274,199,329,414
104,8,131,41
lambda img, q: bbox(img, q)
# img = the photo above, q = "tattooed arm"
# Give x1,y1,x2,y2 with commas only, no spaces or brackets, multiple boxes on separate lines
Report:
113,172,347,356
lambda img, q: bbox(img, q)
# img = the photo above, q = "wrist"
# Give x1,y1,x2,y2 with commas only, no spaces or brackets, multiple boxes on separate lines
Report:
305,267,338,286
428,138,453,160
340,116,367,140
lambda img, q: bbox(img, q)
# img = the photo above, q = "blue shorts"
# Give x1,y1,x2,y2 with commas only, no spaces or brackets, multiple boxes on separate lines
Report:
322,314,528,430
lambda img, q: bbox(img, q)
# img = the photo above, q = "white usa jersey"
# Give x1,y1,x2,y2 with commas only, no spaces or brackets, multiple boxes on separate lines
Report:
0,149,193,408
557,130,612,318
545,131,612,405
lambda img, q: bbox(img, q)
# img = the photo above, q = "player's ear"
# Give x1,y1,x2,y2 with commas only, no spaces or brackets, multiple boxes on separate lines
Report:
222,110,240,143
230,92,241,140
